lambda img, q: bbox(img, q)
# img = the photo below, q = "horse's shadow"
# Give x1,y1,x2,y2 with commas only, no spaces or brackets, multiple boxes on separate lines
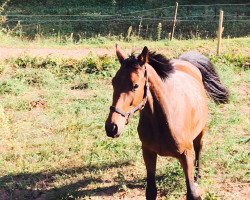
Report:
0,161,183,200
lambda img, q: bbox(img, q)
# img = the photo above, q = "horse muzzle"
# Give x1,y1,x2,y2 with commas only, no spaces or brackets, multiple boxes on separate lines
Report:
105,122,120,138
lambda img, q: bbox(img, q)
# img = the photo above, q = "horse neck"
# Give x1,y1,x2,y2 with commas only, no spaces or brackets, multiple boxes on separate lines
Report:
145,63,170,120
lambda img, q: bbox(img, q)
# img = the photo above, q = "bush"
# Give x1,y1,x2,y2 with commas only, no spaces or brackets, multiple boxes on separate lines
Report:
13,68,60,88
210,54,250,69
11,56,57,69
7,55,118,82
0,79,28,95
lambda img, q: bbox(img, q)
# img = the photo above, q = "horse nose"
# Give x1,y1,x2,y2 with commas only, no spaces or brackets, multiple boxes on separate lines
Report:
105,122,118,138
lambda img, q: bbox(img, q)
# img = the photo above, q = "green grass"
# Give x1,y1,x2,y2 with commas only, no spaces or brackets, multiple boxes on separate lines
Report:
0,48,249,199
0,31,250,59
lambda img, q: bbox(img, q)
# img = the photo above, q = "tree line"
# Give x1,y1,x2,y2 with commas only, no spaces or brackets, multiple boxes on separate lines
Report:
2,0,249,7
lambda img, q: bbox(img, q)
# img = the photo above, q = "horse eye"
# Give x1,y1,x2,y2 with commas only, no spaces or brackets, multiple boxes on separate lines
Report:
133,84,139,91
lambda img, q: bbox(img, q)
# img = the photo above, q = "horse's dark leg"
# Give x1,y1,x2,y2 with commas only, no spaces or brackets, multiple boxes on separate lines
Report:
142,146,157,200
193,129,205,182
179,149,201,200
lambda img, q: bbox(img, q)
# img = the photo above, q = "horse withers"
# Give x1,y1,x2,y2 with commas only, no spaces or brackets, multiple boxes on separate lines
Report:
105,45,229,200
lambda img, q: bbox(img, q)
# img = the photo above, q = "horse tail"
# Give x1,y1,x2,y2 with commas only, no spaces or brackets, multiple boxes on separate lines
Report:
179,51,229,104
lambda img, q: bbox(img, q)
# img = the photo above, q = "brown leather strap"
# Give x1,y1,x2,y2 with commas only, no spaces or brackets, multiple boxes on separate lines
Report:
110,106,128,117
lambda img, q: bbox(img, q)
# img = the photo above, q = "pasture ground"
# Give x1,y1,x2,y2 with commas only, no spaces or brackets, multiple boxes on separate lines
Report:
0,37,249,199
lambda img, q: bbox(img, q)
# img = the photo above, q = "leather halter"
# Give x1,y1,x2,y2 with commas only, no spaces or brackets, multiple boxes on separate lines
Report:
110,67,148,124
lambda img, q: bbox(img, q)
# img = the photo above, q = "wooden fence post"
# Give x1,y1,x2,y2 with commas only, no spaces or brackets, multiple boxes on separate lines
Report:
217,10,224,55
138,17,143,38
170,2,178,40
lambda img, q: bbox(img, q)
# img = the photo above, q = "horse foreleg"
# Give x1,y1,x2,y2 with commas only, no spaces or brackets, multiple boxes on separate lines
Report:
179,149,201,200
142,146,157,200
193,129,205,182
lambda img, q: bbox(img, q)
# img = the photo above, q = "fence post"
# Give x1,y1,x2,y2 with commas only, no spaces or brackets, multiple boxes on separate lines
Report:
170,2,178,40
217,10,224,55
138,17,143,38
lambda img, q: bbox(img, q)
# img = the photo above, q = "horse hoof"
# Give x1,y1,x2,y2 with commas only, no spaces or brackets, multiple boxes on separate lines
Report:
146,187,157,200
186,194,202,200
186,196,202,200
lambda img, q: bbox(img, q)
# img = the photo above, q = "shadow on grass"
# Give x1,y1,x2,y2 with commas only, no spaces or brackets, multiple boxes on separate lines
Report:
0,161,184,200
0,161,138,200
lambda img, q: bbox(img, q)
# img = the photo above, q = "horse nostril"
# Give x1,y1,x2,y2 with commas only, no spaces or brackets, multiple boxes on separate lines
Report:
105,122,118,137
111,123,117,133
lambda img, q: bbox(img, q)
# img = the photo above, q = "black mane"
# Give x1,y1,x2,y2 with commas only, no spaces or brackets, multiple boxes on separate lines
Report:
148,52,174,80
125,52,174,80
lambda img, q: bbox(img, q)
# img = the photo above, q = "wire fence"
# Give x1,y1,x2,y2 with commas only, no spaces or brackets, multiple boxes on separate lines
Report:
1,3,249,40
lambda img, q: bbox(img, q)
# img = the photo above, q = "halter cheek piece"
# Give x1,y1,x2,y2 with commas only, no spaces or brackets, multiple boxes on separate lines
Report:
110,67,148,124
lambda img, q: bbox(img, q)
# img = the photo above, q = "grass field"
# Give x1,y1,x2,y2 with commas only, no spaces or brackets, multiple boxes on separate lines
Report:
1,32,250,53
0,38,249,199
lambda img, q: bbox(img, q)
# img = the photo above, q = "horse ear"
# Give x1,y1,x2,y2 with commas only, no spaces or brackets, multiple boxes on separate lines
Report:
116,44,126,64
138,46,149,66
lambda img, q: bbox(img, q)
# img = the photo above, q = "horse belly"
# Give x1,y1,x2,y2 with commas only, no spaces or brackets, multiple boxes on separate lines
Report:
138,114,180,157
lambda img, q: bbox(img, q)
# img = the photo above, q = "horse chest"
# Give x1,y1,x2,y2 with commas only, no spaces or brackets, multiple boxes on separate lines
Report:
138,115,178,157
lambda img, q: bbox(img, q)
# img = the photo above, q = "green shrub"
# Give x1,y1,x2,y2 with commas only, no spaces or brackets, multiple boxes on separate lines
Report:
0,78,28,95
13,68,60,88
78,54,117,76
9,55,118,80
11,56,57,69
222,54,249,69
210,54,250,70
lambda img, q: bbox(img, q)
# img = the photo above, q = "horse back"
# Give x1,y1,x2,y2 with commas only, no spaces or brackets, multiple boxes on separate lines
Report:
170,59,202,82
163,59,208,149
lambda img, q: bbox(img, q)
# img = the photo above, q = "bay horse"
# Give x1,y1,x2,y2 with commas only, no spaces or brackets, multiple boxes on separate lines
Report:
105,45,229,200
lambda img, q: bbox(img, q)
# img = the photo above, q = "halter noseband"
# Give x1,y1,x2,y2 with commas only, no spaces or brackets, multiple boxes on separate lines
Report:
110,67,148,123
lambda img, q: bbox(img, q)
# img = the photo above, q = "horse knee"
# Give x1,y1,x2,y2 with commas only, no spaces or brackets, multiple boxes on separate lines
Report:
146,185,157,200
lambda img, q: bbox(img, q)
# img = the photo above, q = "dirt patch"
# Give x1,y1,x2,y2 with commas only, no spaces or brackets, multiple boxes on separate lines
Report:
0,47,176,60
0,47,122,60
217,182,250,200
29,99,47,110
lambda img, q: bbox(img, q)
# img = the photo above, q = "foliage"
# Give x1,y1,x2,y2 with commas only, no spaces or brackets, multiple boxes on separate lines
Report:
0,78,28,95
8,54,118,80
3,0,249,7
0,0,249,40
210,54,249,69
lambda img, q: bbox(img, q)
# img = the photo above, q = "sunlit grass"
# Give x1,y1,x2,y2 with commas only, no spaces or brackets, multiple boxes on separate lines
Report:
0,49,249,199
0,31,249,57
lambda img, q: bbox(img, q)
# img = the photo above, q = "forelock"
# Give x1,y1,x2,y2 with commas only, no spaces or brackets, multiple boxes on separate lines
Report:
124,54,139,69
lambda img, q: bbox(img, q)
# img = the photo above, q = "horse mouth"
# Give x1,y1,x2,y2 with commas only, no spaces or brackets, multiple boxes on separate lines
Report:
107,133,120,138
